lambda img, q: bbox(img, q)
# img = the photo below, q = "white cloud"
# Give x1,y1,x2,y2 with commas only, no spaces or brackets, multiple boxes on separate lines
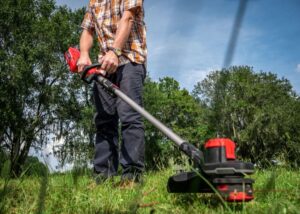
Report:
178,66,220,91
296,64,300,73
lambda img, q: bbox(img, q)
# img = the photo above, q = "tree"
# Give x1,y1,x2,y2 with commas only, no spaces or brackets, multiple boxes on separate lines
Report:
193,66,300,167
0,0,86,176
143,77,209,169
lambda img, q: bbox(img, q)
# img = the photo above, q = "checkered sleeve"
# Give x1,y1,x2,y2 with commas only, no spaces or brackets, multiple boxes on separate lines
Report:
124,0,143,11
81,3,95,32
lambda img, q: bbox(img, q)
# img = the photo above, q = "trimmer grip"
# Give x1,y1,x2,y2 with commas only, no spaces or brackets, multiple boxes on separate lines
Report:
81,63,102,84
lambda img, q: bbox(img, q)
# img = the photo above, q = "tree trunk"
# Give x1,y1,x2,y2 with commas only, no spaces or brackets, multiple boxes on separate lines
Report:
10,129,33,178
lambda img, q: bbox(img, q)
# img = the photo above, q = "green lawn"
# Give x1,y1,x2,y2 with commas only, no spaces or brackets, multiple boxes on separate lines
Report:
1,167,300,214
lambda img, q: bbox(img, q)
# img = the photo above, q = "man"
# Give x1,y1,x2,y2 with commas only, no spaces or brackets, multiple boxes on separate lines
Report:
77,0,147,184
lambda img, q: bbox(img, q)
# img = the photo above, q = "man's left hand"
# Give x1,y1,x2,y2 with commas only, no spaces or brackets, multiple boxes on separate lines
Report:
100,51,119,74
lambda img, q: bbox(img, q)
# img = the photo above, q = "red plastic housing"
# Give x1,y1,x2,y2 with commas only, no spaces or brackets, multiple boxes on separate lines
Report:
227,192,254,202
205,138,236,160
64,47,97,75
65,47,80,72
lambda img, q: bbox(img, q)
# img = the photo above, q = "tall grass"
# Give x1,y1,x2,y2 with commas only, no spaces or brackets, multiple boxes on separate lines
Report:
0,167,299,213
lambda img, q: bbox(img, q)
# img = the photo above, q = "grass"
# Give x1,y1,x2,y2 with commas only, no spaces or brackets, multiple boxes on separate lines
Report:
0,167,300,214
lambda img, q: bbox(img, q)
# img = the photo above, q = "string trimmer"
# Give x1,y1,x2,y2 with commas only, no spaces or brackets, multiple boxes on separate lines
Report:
65,47,255,202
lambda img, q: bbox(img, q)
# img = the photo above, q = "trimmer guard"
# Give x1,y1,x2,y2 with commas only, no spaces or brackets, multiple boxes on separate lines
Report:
167,171,211,193
167,171,254,202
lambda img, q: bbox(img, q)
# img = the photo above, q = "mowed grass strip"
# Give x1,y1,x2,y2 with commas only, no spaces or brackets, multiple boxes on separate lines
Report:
0,167,299,214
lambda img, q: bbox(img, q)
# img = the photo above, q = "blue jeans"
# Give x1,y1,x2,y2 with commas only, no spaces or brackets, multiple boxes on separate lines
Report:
93,62,146,178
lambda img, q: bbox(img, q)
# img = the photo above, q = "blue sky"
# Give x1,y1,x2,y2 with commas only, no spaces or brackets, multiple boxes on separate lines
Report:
56,0,300,93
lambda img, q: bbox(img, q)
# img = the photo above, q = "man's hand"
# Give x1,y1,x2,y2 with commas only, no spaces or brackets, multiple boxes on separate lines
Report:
77,52,92,73
99,10,134,74
77,53,106,76
100,50,119,74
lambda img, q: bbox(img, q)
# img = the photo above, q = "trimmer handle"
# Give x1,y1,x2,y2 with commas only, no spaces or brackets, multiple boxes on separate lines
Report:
64,47,103,84
81,63,102,84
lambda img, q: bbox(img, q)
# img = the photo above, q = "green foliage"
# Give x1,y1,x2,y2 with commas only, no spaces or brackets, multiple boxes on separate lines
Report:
193,66,300,167
0,160,11,181
0,0,90,177
0,149,8,174
143,77,209,169
22,156,49,177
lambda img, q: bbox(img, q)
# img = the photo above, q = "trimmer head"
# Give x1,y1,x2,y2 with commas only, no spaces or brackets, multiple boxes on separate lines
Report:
167,172,254,202
167,138,255,202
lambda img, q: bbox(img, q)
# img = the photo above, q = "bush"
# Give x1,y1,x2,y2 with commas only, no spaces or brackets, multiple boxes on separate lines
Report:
22,156,49,177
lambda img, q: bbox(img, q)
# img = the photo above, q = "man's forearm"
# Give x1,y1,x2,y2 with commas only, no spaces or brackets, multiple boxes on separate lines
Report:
100,10,136,73
113,11,134,49
80,29,94,55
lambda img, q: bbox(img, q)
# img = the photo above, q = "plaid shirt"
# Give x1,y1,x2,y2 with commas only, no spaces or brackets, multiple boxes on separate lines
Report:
81,0,147,66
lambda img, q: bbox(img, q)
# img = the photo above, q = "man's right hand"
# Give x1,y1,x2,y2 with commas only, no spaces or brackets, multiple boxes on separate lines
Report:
77,52,92,73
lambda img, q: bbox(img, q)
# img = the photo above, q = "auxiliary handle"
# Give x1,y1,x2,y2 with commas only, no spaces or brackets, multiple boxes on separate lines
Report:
81,63,102,84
